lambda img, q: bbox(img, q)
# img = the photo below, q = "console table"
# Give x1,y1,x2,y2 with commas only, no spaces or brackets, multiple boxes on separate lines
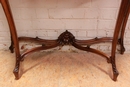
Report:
0,0,130,81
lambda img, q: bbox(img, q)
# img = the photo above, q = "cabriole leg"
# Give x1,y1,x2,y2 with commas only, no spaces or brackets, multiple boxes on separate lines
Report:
1,0,21,79
110,0,130,81
119,0,130,54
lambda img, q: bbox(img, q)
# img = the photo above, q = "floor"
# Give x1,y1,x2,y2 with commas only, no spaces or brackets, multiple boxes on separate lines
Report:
0,50,130,87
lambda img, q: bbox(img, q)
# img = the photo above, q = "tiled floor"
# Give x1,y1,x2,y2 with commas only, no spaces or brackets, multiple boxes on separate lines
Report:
0,50,130,87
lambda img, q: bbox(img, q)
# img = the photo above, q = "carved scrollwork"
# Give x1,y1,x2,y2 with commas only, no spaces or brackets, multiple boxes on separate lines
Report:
57,30,75,45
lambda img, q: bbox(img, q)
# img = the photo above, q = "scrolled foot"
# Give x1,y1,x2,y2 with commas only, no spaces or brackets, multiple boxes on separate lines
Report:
9,37,14,53
13,63,20,80
9,44,14,53
120,45,125,54
118,38,125,54
112,68,119,81
110,56,119,81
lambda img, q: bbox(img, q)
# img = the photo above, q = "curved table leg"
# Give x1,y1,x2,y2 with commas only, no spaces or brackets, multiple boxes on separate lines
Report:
111,0,130,81
0,0,21,79
119,1,130,54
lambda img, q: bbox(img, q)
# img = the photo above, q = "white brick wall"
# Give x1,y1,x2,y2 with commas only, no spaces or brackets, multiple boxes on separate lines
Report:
0,0,130,52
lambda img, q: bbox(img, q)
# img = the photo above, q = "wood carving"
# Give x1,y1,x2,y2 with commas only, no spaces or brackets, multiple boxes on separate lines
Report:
58,30,75,45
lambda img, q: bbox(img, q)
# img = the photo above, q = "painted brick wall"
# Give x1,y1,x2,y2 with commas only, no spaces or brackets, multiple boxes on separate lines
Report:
0,0,130,52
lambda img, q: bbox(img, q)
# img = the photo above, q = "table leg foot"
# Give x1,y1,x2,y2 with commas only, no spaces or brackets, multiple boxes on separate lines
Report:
110,56,119,81
113,70,119,81
13,60,20,80
120,45,125,54
118,38,125,54
9,42,14,53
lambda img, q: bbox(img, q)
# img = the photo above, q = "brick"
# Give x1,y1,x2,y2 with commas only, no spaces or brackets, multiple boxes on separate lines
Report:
57,0,91,8
20,8,36,19
64,19,97,29
78,0,91,8
0,21,10,32
17,30,28,37
49,8,85,18
97,30,107,37
0,37,10,43
97,20,116,29
77,30,87,37
15,20,33,30
41,0,58,8
85,8,99,19
125,30,130,38
126,20,130,29
99,8,117,19
11,8,22,20
0,8,6,20
87,30,97,38
106,30,114,37
124,38,130,44
19,0,48,8
19,0,57,8
0,31,9,36
27,30,37,37
9,0,23,8
36,8,49,19
47,30,58,38
32,19,65,30
36,30,48,37
0,21,4,31
91,0,119,8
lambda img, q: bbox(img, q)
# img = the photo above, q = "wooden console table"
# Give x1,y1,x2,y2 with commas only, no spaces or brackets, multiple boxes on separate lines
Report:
0,0,130,81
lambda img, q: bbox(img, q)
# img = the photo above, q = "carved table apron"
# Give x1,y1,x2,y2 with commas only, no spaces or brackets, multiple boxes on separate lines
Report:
0,0,130,81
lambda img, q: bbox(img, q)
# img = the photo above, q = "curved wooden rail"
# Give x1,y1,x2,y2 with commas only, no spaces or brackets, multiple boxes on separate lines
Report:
20,43,59,61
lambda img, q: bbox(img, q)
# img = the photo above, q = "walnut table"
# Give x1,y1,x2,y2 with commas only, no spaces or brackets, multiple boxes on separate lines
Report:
0,0,130,81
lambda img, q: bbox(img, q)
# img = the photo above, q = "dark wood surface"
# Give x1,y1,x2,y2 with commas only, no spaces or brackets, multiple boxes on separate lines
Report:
0,0,130,81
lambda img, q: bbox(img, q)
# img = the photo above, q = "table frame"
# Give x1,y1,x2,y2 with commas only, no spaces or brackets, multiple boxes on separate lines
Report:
0,0,130,81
